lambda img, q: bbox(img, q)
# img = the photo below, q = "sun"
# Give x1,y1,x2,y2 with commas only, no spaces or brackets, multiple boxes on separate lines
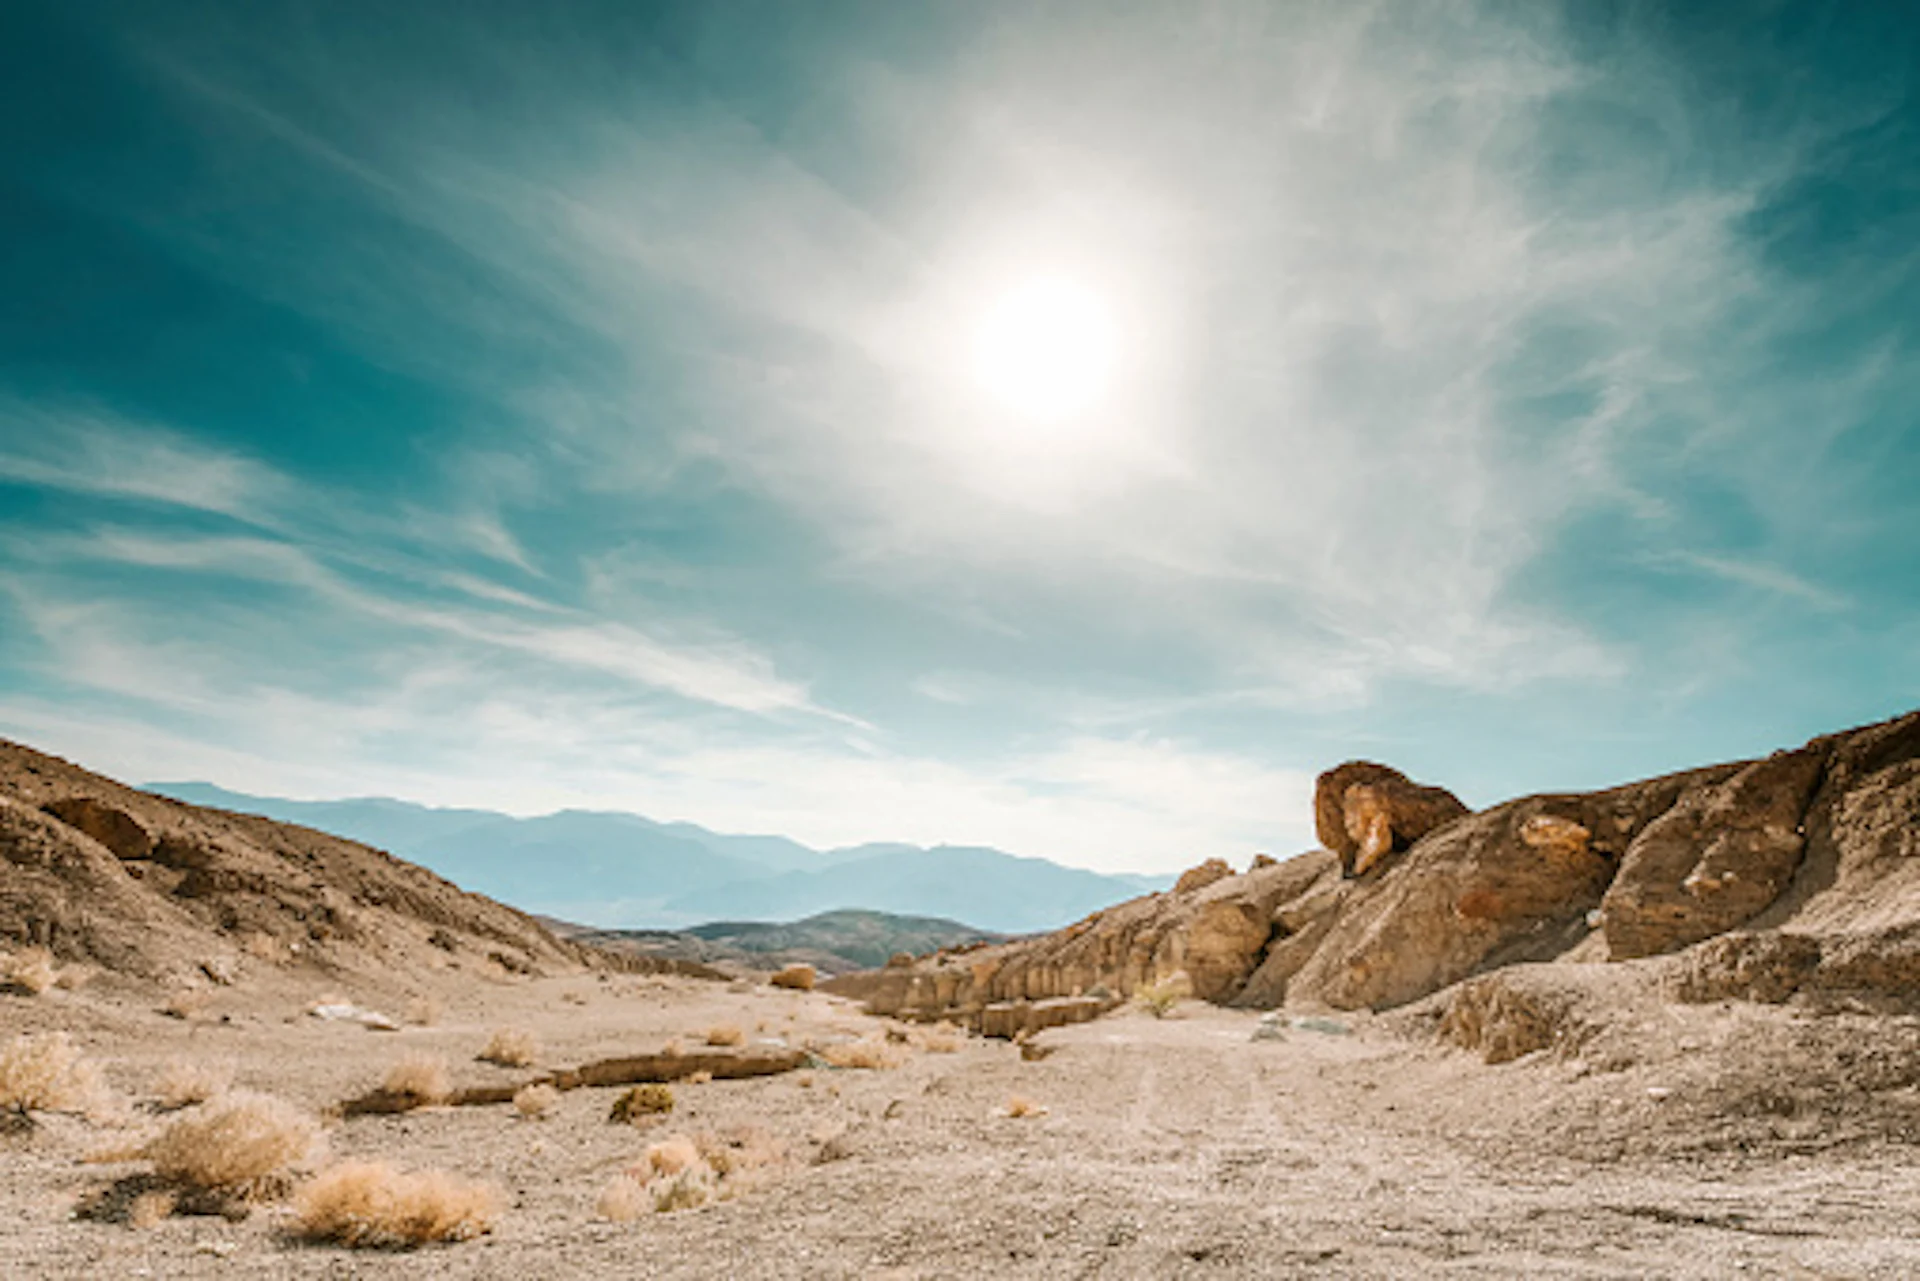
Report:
971,277,1118,422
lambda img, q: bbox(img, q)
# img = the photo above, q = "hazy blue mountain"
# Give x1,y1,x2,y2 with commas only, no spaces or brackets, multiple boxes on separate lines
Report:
142,782,1170,932
553,908,1008,974
664,845,1156,935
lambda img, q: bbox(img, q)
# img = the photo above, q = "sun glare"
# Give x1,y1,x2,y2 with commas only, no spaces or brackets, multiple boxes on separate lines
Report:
972,277,1117,422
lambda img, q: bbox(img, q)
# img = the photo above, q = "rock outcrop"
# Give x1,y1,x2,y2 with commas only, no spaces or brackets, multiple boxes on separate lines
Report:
1313,762,1470,876
838,709,1920,1029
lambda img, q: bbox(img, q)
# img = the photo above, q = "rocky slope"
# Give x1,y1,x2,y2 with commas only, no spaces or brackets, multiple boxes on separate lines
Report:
828,709,1920,1035
0,738,628,989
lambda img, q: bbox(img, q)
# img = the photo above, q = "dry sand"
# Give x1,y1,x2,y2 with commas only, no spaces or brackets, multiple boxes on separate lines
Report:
4,968,1917,1279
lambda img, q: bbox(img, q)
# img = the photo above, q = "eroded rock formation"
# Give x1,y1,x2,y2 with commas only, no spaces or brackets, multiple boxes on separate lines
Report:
1314,762,1470,876
838,709,1920,1028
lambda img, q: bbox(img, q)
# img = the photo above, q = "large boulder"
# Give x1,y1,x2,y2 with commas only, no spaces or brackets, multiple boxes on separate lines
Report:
1313,762,1470,876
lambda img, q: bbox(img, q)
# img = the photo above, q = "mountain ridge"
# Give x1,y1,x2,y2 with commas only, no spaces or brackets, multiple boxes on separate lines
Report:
141,781,1174,933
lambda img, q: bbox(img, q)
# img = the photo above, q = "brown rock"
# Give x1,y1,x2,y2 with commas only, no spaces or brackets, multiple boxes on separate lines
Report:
1599,746,1824,959
1174,858,1234,894
770,963,816,991
1313,762,1469,877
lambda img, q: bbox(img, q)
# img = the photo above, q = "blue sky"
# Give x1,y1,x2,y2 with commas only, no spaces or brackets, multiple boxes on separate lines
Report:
1,1,1915,873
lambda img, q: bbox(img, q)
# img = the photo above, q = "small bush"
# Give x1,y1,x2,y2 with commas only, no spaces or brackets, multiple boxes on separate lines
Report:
1136,971,1193,1019
1004,1094,1048,1119
143,1091,323,1200
662,1037,684,1058
478,1028,537,1068
512,1084,558,1120
405,997,441,1028
818,1038,903,1071
161,988,212,1021
686,1070,713,1085
609,1083,674,1124
292,1161,499,1248
0,1032,107,1116
381,1054,451,1108
155,1058,234,1111
1,946,59,996
704,1024,744,1048
128,1189,177,1229
917,1025,963,1053
769,964,815,992
595,1173,650,1222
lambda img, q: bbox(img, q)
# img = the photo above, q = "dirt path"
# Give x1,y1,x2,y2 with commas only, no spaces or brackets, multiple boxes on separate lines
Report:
3,975,1916,1278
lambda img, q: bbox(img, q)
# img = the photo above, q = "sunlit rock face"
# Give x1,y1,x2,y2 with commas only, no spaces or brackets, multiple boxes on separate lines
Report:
1312,762,1470,878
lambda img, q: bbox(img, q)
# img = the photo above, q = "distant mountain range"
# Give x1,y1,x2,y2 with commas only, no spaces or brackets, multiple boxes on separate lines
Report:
142,782,1172,933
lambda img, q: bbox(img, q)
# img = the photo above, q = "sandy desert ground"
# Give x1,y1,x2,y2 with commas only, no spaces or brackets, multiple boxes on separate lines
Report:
4,965,1918,1281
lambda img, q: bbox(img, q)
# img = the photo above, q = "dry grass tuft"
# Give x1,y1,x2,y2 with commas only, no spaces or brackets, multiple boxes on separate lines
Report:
1,946,59,996
512,1083,559,1120
1004,1094,1048,1119
818,1038,904,1071
686,1070,713,1085
595,1173,651,1222
477,1028,538,1068
662,1037,684,1058
704,1024,744,1048
381,1053,451,1108
1136,970,1194,1019
608,1083,674,1124
161,988,212,1021
154,1058,234,1111
128,1189,177,1229
0,1032,107,1117
405,997,441,1028
600,1126,785,1220
292,1161,499,1248
917,1024,963,1053
143,1091,324,1199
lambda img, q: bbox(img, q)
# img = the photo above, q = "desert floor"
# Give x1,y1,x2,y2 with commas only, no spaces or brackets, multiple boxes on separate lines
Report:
3,969,1917,1280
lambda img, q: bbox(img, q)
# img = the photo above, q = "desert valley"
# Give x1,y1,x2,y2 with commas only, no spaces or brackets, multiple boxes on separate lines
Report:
4,712,1919,1278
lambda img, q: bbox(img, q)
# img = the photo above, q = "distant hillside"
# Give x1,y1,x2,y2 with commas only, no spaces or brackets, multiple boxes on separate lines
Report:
142,783,1173,932
548,908,1007,975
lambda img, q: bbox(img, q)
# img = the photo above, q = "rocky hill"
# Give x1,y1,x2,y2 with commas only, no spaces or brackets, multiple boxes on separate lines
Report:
828,709,1920,1044
0,738,660,989
547,908,1007,977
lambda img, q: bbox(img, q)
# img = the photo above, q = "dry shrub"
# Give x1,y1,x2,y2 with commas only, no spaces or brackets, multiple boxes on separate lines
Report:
1136,971,1193,1019
478,1028,538,1068
381,1053,451,1107
161,988,212,1021
794,1072,814,1090
608,1083,674,1124
0,1032,107,1116
917,1024,963,1053
686,1070,713,1085
144,1091,324,1200
1,946,59,996
769,964,815,992
595,1173,650,1222
662,1037,684,1058
405,997,441,1028
155,1058,234,1111
704,1024,744,1048
1004,1094,1048,1119
292,1161,499,1248
238,932,280,964
602,1126,783,1219
512,1084,558,1120
128,1189,177,1229
819,1038,904,1071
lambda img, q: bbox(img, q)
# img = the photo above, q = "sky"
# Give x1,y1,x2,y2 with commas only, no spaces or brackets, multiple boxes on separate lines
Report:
1,0,1916,875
